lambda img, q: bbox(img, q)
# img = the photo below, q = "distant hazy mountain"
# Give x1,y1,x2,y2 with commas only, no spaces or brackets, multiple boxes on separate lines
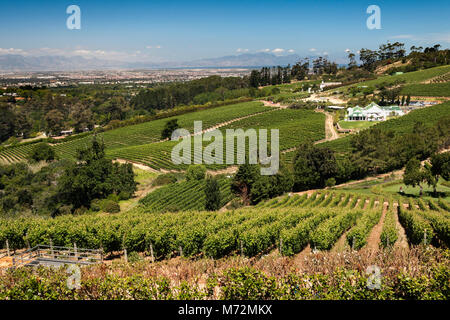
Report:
0,53,303,71
0,54,123,71
175,52,302,68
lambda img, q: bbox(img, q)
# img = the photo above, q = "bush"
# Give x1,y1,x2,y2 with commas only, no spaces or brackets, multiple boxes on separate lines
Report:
90,199,102,211
186,165,206,181
28,143,56,162
152,173,179,186
325,178,336,187
101,200,120,213
127,251,143,263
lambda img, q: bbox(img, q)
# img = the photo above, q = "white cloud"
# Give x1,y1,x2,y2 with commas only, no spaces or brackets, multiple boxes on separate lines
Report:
322,51,329,56
258,48,271,52
272,48,285,53
287,49,295,53
309,48,317,52
389,33,450,43
236,48,249,53
345,48,351,53
0,48,26,55
390,34,414,39
146,45,162,49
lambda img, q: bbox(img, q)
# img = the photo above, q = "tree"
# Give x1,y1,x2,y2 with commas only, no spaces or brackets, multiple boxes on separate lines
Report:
161,119,180,140
205,175,221,211
425,153,450,194
291,59,309,80
15,112,32,138
0,105,16,142
71,103,94,133
28,143,56,163
250,166,294,204
44,109,65,136
403,158,425,189
232,163,260,205
58,137,137,209
293,143,338,191
186,164,206,181
359,48,378,71
348,52,357,69
249,70,260,88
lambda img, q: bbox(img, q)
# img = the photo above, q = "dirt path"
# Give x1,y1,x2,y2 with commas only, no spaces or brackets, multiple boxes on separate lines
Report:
281,110,338,155
331,230,350,253
305,93,348,105
362,199,370,210
0,256,13,269
293,244,312,268
364,202,388,253
312,110,339,143
260,100,289,109
333,169,404,189
393,202,409,250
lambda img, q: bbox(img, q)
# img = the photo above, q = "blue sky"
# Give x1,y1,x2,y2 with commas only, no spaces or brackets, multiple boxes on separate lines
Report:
1,0,449,63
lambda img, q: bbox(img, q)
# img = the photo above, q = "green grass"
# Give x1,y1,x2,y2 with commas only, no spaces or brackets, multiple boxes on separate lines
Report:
339,65,450,92
401,82,450,97
338,121,380,130
381,179,450,202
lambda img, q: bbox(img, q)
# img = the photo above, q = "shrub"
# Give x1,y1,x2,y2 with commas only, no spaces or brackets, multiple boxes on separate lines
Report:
28,143,56,162
127,251,143,263
186,165,207,181
152,173,179,186
101,200,120,213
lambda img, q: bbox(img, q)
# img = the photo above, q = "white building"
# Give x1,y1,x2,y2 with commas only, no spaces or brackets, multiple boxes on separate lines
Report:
346,102,404,121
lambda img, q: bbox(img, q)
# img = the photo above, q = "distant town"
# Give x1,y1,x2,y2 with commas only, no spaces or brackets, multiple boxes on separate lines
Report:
0,68,251,87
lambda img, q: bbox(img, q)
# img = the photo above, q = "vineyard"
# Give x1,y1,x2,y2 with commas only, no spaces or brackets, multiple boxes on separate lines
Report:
104,108,325,171
0,101,272,164
1,190,448,260
401,82,450,97
338,64,450,92
139,177,234,212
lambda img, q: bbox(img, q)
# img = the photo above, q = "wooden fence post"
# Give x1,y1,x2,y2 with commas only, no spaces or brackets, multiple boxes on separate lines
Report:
123,248,128,263
150,242,155,263
179,246,183,258
6,239,10,257
279,238,283,254
74,243,78,260
50,239,54,258
240,241,244,257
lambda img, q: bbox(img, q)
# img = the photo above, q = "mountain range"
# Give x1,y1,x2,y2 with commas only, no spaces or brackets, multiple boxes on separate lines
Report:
0,53,303,71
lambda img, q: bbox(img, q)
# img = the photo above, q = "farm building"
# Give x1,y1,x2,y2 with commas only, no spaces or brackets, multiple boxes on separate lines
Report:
346,102,404,121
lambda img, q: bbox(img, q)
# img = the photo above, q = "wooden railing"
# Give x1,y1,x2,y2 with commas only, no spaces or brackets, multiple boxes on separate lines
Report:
12,244,103,268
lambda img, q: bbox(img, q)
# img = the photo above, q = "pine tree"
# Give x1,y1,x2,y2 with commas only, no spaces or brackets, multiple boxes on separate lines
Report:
205,176,221,211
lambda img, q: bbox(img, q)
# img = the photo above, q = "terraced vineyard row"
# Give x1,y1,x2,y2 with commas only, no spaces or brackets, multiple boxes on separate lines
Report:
107,108,325,171
337,65,450,92
52,101,271,157
139,178,234,212
1,188,448,259
428,71,450,83
0,101,272,163
0,144,35,164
